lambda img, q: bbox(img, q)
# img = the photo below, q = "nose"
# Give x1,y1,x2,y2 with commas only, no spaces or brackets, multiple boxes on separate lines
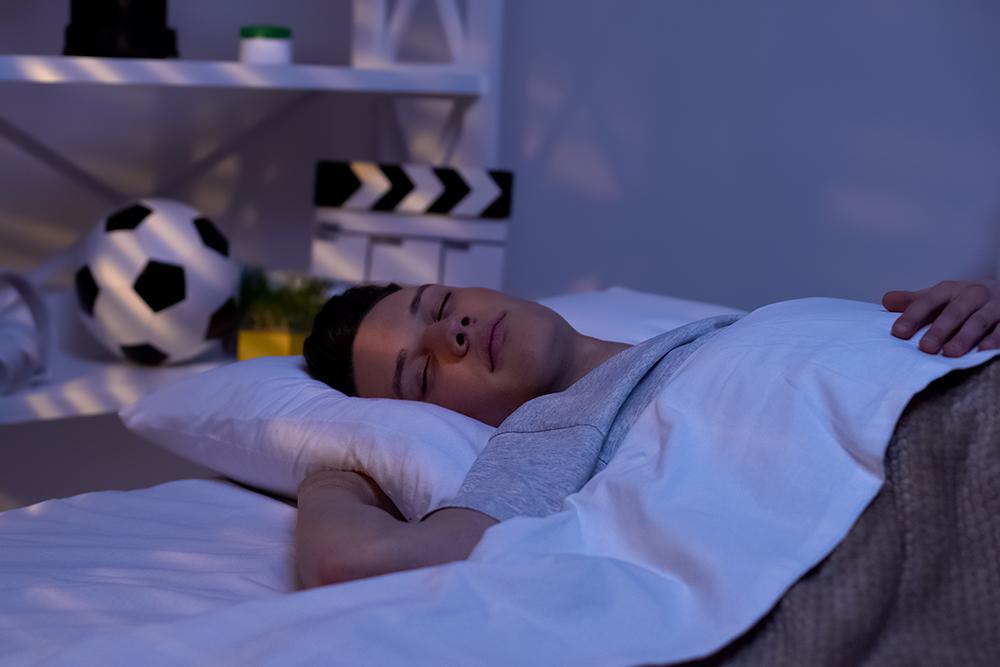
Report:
424,314,473,359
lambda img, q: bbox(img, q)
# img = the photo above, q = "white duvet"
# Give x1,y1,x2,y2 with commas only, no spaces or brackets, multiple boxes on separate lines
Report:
2,298,996,666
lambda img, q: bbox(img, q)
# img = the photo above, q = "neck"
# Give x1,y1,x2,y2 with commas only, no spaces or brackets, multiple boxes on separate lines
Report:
553,334,632,392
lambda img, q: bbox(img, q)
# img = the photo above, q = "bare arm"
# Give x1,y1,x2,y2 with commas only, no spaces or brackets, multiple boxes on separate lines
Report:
295,469,497,589
883,279,1000,356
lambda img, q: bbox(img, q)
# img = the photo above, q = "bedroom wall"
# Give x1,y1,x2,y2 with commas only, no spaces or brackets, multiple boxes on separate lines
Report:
498,0,1000,310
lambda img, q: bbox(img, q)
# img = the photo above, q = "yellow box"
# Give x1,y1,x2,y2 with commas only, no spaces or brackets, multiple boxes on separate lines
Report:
237,329,307,360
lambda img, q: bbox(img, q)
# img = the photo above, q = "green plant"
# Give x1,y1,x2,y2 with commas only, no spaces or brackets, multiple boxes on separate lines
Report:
238,268,331,332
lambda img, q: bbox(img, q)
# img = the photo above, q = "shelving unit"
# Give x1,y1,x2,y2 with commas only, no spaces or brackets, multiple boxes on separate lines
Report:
0,55,485,97
0,0,504,424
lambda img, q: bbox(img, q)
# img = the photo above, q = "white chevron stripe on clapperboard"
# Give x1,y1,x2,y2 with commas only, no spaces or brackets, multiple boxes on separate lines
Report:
398,164,445,214
450,167,502,217
344,162,391,209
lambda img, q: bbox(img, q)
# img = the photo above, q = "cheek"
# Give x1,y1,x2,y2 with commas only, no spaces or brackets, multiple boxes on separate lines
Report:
498,316,557,381
431,369,512,425
433,367,486,407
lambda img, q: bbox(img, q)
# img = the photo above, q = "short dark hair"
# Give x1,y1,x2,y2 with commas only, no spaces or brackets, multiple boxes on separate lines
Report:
303,283,402,396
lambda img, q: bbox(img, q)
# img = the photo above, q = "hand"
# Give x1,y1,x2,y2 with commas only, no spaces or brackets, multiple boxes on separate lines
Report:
882,279,1000,357
295,469,406,588
298,468,374,502
298,468,404,520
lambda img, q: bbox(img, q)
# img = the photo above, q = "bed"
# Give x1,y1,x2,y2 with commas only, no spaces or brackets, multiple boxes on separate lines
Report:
1,286,997,665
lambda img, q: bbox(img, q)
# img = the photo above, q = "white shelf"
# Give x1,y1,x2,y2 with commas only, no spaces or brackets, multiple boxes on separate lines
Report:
0,290,232,426
0,55,485,96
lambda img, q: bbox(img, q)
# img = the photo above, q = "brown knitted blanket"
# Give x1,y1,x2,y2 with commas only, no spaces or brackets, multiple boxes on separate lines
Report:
669,357,1000,667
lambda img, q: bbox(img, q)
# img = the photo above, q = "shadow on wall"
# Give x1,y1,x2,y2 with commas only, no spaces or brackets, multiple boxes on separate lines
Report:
499,1,1000,309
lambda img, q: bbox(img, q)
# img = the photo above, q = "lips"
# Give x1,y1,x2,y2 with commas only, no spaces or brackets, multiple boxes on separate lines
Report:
481,312,506,372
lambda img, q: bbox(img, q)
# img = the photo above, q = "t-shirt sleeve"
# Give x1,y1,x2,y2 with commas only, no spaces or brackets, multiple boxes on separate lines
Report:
419,424,604,522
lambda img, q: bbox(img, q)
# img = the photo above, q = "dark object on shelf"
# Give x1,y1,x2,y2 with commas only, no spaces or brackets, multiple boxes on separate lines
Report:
64,0,179,58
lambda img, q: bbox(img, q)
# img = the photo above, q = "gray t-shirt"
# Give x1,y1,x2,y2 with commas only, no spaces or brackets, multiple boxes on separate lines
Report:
421,314,741,522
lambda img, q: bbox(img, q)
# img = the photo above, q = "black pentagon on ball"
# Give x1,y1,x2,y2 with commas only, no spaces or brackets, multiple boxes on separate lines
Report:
121,343,168,365
205,298,238,340
133,260,186,313
74,265,99,316
193,216,229,257
105,203,153,232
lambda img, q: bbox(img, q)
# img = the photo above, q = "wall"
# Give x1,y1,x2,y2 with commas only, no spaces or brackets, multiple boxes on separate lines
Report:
498,0,1000,310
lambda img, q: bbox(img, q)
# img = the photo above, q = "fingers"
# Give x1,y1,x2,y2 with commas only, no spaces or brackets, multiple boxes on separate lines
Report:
978,324,1000,351
882,290,918,313
886,280,1000,356
887,283,955,340
918,284,991,354
940,306,1000,356
302,463,342,480
297,468,360,498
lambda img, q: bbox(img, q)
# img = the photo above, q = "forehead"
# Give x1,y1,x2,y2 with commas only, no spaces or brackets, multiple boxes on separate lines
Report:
351,285,422,398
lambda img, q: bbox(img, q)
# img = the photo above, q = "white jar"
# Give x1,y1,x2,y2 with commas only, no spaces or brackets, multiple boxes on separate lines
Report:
239,25,292,65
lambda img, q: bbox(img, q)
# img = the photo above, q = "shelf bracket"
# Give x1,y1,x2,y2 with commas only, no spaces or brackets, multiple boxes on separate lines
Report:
0,112,128,206
351,0,502,168
158,91,323,197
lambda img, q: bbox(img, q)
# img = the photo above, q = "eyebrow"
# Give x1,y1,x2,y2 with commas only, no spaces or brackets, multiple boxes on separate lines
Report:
393,284,433,398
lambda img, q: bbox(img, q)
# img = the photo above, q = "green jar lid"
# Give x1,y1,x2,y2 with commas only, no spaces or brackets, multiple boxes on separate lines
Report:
240,25,292,39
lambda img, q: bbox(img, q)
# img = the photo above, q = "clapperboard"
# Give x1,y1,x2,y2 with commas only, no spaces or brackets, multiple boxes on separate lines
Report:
311,161,514,289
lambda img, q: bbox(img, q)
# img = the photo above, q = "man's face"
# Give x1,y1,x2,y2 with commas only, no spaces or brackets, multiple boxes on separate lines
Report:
352,284,576,426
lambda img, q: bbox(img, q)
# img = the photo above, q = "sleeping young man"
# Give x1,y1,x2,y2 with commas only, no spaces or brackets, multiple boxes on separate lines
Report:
294,278,1000,590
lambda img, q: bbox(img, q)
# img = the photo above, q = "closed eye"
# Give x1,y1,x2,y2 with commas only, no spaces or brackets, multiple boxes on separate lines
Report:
420,356,431,398
436,291,451,321
420,291,450,398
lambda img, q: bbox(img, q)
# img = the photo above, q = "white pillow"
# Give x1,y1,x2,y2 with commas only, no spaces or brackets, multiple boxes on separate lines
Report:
119,355,492,521
540,286,744,343
120,287,743,521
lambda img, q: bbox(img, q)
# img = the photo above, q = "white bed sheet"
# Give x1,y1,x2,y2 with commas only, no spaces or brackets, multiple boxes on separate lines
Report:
0,478,296,661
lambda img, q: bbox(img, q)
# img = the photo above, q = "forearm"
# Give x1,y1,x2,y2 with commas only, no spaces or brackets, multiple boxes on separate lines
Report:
296,468,410,588
295,471,497,588
296,483,407,588
406,506,498,571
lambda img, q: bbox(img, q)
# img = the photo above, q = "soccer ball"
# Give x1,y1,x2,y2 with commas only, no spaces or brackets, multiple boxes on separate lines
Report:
73,198,242,365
